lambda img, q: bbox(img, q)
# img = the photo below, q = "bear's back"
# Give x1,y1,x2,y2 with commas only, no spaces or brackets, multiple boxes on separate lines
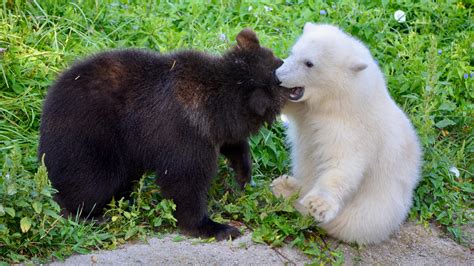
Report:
47,49,171,108
38,50,176,166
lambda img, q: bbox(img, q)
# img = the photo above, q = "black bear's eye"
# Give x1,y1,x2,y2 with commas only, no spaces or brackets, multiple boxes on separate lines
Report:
305,61,314,68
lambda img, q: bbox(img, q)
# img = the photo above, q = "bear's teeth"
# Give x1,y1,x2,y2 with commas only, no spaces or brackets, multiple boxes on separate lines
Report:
289,87,304,101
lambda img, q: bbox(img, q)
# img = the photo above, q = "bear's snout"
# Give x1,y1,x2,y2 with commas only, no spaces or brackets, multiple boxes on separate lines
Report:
273,70,282,85
275,65,293,88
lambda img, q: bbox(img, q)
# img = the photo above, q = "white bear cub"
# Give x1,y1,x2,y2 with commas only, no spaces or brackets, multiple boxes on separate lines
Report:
271,23,422,244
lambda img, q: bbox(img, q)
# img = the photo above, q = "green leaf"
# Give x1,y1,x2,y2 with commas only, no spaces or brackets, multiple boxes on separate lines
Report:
0,204,4,216
172,235,185,242
153,217,162,227
435,119,456,128
43,209,61,219
41,188,52,197
7,185,17,195
32,201,42,214
5,207,15,217
20,217,32,233
72,246,90,254
438,102,456,111
124,227,138,240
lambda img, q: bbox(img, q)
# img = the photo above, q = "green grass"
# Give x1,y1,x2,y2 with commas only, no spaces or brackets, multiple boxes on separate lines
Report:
0,0,472,264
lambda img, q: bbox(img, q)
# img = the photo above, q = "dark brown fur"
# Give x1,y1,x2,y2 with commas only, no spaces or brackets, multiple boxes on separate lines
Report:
38,29,289,240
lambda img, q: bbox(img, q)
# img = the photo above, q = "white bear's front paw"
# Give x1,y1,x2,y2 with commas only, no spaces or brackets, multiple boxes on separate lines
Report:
271,175,300,199
301,194,339,223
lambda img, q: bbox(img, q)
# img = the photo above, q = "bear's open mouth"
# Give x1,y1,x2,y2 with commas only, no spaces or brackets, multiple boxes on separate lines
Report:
289,87,305,101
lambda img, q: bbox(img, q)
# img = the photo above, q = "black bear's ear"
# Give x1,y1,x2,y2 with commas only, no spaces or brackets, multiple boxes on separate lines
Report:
249,89,271,116
236,28,260,50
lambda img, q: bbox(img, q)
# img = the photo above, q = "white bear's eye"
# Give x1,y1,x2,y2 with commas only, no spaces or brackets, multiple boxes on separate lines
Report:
304,61,314,68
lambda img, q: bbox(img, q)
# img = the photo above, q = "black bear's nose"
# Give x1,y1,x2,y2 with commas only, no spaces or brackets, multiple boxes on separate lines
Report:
273,70,281,85
276,58,284,67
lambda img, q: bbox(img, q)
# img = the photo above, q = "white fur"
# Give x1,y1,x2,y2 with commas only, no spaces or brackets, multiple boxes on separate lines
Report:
271,23,422,244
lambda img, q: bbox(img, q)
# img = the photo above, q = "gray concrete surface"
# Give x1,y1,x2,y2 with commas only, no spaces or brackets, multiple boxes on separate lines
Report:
340,222,473,265
52,222,473,265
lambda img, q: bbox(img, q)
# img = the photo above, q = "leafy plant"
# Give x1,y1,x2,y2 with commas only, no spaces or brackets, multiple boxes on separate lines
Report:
0,147,111,262
0,147,176,263
103,176,176,245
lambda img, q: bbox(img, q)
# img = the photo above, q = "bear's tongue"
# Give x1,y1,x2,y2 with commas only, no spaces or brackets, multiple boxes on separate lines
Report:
289,87,304,101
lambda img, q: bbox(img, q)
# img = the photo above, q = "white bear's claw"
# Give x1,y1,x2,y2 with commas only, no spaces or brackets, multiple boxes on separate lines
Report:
301,194,339,223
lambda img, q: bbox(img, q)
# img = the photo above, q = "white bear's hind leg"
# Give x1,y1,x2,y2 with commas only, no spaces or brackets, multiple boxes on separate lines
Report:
322,181,413,244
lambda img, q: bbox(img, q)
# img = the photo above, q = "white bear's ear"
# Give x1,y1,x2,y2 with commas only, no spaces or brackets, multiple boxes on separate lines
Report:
303,22,317,33
350,61,368,72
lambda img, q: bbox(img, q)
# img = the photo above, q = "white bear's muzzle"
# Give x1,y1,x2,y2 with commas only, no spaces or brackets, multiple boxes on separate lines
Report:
276,62,306,102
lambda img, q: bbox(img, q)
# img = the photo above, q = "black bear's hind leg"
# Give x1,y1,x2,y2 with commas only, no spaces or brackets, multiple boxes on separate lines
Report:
158,168,241,241
52,167,134,220
220,140,252,189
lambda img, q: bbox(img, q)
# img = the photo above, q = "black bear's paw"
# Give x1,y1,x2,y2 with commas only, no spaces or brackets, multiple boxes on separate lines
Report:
235,174,251,189
213,223,241,241
182,217,241,241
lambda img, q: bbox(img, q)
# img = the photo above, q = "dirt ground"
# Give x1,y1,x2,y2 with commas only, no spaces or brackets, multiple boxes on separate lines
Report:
52,222,472,265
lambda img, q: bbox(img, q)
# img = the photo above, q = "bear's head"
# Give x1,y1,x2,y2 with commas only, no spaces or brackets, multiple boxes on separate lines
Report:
223,29,290,131
275,23,372,104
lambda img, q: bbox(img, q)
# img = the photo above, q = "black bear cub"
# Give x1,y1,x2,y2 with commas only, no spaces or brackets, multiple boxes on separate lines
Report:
39,29,289,240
